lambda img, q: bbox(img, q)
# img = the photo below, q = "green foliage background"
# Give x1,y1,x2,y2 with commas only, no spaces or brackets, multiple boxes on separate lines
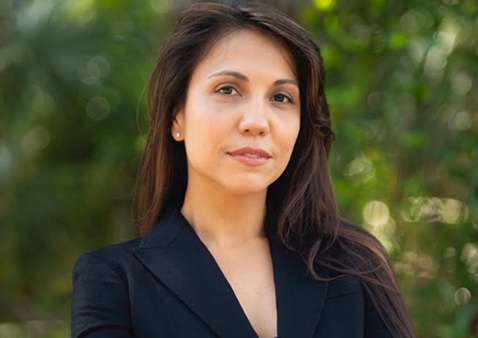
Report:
1,0,477,336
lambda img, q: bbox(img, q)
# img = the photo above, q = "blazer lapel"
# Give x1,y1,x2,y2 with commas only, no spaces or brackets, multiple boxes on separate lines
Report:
270,239,329,338
134,210,257,338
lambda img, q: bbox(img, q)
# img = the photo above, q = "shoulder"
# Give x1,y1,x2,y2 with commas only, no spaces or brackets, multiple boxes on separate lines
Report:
71,238,143,337
308,269,392,337
72,208,190,280
72,237,142,283
74,237,142,262
80,237,142,259
326,273,363,298
322,220,400,336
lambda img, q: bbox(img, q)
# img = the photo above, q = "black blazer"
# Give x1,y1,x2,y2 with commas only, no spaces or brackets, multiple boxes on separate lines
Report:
71,210,392,338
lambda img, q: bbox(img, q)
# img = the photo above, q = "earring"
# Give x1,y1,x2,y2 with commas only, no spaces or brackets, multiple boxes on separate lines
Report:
175,132,181,138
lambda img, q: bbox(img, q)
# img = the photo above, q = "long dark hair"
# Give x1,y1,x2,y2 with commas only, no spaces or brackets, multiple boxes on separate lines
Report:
136,1,415,337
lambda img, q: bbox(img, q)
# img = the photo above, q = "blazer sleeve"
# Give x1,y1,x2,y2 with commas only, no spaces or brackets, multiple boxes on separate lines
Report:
71,252,134,338
363,290,393,338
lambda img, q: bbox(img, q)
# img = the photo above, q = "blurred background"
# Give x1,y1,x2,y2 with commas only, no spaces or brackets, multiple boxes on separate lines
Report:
0,0,477,337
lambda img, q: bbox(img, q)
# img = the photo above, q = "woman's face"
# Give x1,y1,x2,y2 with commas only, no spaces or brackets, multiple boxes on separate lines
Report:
173,29,300,196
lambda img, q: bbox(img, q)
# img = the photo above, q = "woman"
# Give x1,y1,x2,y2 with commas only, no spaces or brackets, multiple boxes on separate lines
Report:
71,1,415,337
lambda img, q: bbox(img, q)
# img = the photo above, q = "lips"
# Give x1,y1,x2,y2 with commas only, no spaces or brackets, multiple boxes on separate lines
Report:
227,147,271,166
228,147,270,158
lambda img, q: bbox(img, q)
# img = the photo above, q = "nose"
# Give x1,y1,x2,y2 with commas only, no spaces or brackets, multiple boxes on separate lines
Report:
238,97,270,136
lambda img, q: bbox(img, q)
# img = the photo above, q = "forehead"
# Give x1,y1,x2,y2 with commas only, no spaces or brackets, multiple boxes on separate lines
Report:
193,28,297,78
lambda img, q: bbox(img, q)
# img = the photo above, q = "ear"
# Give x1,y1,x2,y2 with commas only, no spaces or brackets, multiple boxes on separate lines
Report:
171,106,185,141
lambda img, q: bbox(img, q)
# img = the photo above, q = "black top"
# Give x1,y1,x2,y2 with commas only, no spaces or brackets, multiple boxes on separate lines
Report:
71,210,392,337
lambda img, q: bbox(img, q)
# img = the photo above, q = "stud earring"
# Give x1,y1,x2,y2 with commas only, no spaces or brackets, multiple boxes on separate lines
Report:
175,132,181,138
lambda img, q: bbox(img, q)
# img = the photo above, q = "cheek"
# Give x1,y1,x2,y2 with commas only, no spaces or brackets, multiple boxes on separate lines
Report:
185,117,223,149
183,119,224,165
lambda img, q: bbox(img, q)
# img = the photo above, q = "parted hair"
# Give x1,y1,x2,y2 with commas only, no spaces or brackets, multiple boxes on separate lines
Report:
135,1,416,337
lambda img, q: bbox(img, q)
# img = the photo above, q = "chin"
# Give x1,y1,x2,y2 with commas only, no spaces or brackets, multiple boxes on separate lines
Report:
222,178,274,197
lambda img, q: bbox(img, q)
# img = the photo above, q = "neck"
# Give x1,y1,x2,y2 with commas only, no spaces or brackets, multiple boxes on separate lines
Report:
181,185,267,246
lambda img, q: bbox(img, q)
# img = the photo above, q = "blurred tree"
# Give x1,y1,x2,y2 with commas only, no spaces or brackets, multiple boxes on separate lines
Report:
0,0,477,337
300,0,478,336
0,0,166,335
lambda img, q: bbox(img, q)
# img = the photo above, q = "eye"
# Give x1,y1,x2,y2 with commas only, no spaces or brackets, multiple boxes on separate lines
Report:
216,85,238,95
272,93,293,103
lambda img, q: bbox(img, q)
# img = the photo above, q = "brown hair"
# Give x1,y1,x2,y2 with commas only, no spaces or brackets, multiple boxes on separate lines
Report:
136,1,415,337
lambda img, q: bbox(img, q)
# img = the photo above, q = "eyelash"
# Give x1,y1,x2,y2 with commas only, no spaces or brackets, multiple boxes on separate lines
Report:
216,85,238,95
272,93,293,104
215,85,294,104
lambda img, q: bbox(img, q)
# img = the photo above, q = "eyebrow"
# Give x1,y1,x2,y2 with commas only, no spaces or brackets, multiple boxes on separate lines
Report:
208,70,248,82
208,70,298,88
273,78,299,87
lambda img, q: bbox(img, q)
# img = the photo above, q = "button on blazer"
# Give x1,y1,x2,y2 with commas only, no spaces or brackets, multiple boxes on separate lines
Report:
71,210,392,338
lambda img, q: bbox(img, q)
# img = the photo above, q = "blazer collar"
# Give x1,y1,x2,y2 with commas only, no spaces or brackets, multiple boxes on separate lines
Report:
134,210,329,338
